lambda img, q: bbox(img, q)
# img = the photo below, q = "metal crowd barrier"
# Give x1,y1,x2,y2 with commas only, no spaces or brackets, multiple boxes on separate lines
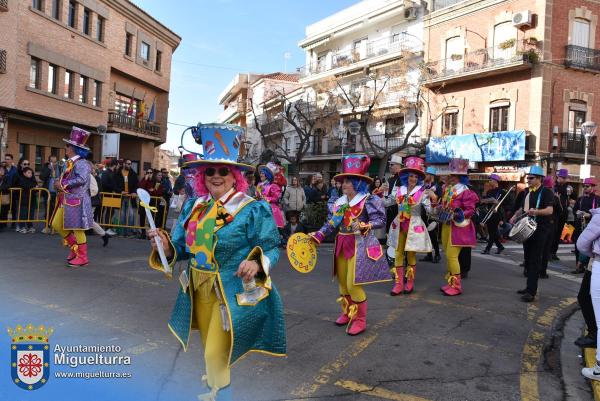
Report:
0,187,51,228
99,192,168,231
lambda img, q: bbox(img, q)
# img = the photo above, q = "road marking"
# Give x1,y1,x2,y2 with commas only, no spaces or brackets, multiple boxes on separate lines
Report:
290,307,403,398
335,380,432,401
519,297,577,401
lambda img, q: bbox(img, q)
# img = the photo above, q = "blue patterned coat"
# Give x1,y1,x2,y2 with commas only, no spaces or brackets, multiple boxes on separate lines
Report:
58,158,93,230
150,192,286,365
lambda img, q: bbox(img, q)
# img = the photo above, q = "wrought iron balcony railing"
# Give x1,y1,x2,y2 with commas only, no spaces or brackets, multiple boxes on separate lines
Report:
565,45,600,73
260,119,285,135
0,50,6,74
559,132,597,155
108,112,161,138
0,0,7,11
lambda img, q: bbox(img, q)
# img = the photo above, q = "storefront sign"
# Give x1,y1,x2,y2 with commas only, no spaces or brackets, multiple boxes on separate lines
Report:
426,130,526,163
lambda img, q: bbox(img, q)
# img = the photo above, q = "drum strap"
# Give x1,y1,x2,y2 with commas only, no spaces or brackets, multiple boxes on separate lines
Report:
523,189,542,222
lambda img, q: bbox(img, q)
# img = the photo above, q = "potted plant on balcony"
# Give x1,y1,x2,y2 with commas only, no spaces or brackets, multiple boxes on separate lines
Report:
498,38,516,50
524,37,539,46
450,53,463,61
517,49,539,63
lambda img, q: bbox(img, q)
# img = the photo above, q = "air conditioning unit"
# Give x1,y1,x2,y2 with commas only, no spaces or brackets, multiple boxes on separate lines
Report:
404,7,417,20
512,11,533,28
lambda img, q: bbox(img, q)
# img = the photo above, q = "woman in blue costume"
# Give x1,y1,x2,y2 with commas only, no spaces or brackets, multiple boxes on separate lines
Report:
148,124,286,401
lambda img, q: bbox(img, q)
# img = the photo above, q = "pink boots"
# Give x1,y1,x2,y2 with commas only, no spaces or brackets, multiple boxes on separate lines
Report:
347,300,367,336
68,243,89,267
442,274,462,296
64,234,77,261
335,295,352,326
404,265,416,294
390,267,404,296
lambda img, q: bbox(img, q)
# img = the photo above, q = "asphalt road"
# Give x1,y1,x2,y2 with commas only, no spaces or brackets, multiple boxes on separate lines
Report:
0,230,591,401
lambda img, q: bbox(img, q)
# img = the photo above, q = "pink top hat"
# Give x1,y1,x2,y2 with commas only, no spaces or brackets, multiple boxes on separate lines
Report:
583,177,597,186
62,126,91,151
334,154,373,183
400,156,425,178
448,158,469,175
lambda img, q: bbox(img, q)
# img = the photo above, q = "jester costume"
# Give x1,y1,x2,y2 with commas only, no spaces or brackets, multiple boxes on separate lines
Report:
50,127,94,267
387,157,432,295
149,124,285,401
310,154,391,336
257,162,285,228
436,159,479,296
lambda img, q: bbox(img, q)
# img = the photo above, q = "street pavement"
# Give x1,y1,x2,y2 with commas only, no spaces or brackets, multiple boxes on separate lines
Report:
0,230,592,401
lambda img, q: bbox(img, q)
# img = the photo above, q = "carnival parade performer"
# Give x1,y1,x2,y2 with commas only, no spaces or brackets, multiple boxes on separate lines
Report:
309,154,392,336
50,127,94,267
514,166,554,303
389,156,432,295
573,178,600,273
147,124,286,401
257,162,285,228
437,158,479,296
480,174,506,255
420,166,441,263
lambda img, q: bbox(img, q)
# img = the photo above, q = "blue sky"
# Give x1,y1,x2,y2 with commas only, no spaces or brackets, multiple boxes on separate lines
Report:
131,0,358,152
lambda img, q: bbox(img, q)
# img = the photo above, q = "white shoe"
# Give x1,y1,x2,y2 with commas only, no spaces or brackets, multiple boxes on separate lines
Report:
106,229,117,236
18,228,27,234
41,227,50,234
28,227,36,233
582,363,600,381
15,227,20,232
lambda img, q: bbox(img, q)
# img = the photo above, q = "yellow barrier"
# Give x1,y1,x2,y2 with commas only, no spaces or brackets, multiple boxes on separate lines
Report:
0,187,51,228
98,192,168,231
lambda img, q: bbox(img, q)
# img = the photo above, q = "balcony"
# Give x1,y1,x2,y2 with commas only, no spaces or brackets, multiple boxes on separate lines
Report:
0,50,5,74
261,119,284,136
217,99,246,123
565,45,600,73
423,44,535,87
108,112,161,139
431,0,466,11
298,35,423,80
558,132,597,156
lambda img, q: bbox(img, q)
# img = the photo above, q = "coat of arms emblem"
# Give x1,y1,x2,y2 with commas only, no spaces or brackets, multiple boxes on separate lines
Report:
8,324,53,390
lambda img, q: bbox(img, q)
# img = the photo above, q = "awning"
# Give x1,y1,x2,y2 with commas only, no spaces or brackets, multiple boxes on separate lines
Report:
302,36,331,50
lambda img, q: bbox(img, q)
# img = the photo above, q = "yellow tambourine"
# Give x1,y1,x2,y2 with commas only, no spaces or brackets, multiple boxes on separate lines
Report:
286,233,317,274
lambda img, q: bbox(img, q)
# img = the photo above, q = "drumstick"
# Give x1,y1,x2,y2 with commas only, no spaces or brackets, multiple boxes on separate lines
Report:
214,130,230,155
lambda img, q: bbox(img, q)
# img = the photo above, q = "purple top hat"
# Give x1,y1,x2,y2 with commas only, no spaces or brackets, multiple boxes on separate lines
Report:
334,154,373,183
448,158,469,175
489,173,501,182
557,169,569,178
62,126,91,151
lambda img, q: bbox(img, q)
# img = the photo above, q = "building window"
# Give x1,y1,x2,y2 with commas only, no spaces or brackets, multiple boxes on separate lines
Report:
79,76,88,103
19,144,29,161
35,145,43,172
67,1,76,28
92,80,101,106
125,32,133,56
29,57,40,89
51,0,60,19
573,18,591,48
442,111,458,135
96,16,104,42
82,8,90,35
115,93,136,116
353,37,367,60
47,64,57,94
385,116,405,138
32,0,43,11
155,50,162,71
140,41,150,61
490,105,509,132
64,70,73,99
568,103,587,134
493,21,515,59
445,36,463,71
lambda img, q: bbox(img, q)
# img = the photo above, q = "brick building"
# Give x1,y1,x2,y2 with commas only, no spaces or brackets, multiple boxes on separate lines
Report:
422,0,600,186
0,0,180,174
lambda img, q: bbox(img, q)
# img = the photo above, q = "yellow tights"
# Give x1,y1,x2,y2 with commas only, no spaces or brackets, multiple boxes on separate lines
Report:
51,207,86,243
394,231,416,267
336,255,366,302
441,224,461,275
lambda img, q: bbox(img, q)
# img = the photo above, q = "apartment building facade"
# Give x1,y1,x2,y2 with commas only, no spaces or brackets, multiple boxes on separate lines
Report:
0,0,180,174
422,0,600,183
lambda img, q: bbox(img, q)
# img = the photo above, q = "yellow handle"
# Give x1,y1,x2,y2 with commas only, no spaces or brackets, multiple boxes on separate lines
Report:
139,200,158,212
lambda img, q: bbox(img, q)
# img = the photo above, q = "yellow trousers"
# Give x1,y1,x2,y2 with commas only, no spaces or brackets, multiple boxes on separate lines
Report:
192,282,231,391
51,207,86,243
441,224,461,275
336,255,366,303
394,231,416,267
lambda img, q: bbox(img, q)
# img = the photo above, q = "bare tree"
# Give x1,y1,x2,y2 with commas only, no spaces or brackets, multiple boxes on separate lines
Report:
249,89,339,174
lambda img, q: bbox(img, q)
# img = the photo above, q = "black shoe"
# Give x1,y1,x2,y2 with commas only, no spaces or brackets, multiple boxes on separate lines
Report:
102,234,109,247
481,249,490,255
523,269,528,277
572,267,585,274
521,293,535,302
419,255,433,262
551,254,560,261
539,273,549,279
461,271,469,279
433,254,441,263
517,288,529,295
519,262,525,267
575,335,597,348
496,246,504,255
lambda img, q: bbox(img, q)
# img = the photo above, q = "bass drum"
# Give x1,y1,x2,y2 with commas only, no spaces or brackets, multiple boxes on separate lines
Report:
509,217,537,244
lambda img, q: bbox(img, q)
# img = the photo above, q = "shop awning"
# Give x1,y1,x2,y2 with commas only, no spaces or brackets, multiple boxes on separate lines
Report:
426,130,526,163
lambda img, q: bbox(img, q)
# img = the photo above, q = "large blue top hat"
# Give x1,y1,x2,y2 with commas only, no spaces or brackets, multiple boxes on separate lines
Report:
528,165,545,177
181,123,253,171
425,166,437,176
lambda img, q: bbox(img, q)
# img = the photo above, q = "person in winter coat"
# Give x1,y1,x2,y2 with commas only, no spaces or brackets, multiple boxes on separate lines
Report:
0,165,12,230
15,167,38,233
283,176,306,218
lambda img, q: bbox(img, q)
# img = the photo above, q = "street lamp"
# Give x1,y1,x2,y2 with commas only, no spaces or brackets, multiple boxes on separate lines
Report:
581,120,598,166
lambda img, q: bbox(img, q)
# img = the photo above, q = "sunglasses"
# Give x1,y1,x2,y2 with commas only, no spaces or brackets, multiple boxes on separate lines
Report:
205,167,231,177
22,163,30,166
526,176,536,180
584,185,592,188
